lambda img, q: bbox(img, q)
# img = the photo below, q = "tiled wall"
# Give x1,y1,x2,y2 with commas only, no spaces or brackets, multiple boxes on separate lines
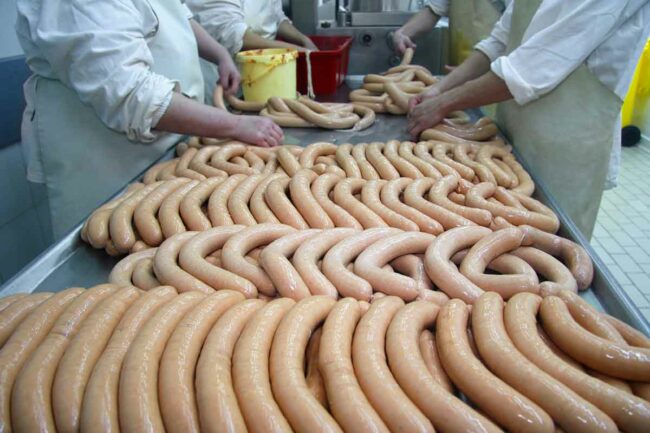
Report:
0,142,52,285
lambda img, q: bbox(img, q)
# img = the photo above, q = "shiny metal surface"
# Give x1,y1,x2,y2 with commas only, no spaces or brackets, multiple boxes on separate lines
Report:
1,84,647,335
350,0,422,12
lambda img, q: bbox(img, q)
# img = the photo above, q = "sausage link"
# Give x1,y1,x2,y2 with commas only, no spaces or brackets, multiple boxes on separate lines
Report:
540,296,650,381
299,142,337,168
85,183,144,248
228,174,265,226
206,174,246,226
311,173,363,229
452,142,497,184
196,299,266,433
119,291,205,433
398,141,441,179
361,180,420,231
305,327,328,409
476,144,517,188
353,296,434,433
404,178,475,229
429,175,492,226
606,316,650,349
319,298,390,433
109,248,157,287
259,229,322,300
290,169,335,228
351,143,380,180
356,232,436,300
0,294,28,314
333,179,387,228
335,143,362,178
270,296,341,433
12,285,115,433
154,231,215,293
265,177,310,229
50,287,140,433
211,144,258,175
520,225,593,290
189,146,227,178
383,140,422,178
382,178,444,234
472,292,617,433
222,224,297,297
414,142,461,178
433,142,475,180
131,258,161,290
160,291,244,433
233,298,296,433
512,247,577,295
180,177,225,231
250,174,285,224
366,142,400,180
0,293,53,347
322,228,401,301
79,286,176,433
0,287,84,433
418,329,453,392
134,178,191,246
276,146,303,176
159,180,200,238
293,228,358,298
175,147,207,180
178,226,258,297
424,226,491,302
110,182,163,253
506,293,650,432
459,227,539,298
436,299,553,433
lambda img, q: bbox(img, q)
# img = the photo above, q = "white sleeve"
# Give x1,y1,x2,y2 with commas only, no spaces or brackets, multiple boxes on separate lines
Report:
186,0,249,55
491,0,646,105
425,0,448,17
21,0,177,142
474,2,513,61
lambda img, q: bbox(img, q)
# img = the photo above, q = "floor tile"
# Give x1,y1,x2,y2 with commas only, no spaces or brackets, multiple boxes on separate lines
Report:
606,230,637,247
625,246,650,265
592,246,615,265
621,285,650,308
608,264,632,285
628,273,650,295
611,254,642,273
597,237,625,254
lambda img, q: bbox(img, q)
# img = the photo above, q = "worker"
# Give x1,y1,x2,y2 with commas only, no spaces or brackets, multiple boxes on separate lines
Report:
407,0,650,238
187,0,318,56
16,0,284,239
393,0,509,65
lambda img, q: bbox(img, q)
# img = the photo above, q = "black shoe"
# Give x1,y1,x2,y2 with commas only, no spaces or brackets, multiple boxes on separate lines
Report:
622,125,641,147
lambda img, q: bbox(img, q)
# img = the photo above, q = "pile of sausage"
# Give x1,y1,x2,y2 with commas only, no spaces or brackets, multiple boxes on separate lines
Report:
106,224,591,303
1,286,649,433
213,85,376,131
81,168,543,256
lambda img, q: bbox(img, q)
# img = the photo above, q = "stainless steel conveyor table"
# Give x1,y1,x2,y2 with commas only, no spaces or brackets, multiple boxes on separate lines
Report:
2,83,648,335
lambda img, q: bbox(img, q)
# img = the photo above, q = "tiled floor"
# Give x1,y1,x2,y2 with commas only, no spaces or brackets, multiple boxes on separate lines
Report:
592,138,650,322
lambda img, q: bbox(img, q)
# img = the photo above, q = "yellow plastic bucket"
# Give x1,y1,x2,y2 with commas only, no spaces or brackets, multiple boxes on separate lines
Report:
236,48,298,103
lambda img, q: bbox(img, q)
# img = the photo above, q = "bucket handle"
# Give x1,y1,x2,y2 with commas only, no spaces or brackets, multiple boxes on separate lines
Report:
242,63,278,86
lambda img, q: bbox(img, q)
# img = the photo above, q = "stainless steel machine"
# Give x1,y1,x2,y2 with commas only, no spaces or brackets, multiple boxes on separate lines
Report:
289,0,449,75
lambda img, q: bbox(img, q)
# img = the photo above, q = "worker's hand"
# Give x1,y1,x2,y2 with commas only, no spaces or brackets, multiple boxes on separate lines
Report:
392,30,416,55
302,37,319,51
232,115,284,148
218,56,241,96
407,86,441,111
407,92,450,140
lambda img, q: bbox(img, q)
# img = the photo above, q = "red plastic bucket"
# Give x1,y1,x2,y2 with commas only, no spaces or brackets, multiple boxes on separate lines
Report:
297,36,353,95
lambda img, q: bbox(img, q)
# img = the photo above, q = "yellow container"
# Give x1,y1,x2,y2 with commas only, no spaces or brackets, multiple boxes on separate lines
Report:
236,48,298,103
622,38,650,126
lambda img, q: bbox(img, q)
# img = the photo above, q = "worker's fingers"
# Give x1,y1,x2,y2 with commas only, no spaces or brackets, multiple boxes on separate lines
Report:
407,95,422,113
443,65,457,73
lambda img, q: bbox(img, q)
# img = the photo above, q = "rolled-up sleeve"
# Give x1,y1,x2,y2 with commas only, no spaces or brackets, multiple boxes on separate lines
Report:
425,0,449,17
490,0,644,105
20,0,177,142
474,2,512,62
186,0,248,55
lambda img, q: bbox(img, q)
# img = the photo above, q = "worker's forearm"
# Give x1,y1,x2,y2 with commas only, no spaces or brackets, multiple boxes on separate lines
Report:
399,8,439,39
439,71,513,113
435,50,493,94
155,93,239,139
277,20,310,47
190,20,231,64
242,29,302,51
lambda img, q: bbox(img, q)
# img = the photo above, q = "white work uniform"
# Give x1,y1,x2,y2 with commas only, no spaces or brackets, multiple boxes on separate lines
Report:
16,0,204,239
475,0,650,238
187,0,290,56
426,0,509,65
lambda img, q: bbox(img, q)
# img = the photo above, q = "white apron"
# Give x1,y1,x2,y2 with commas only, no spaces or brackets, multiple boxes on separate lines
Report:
496,0,621,239
448,0,505,65
30,0,204,239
